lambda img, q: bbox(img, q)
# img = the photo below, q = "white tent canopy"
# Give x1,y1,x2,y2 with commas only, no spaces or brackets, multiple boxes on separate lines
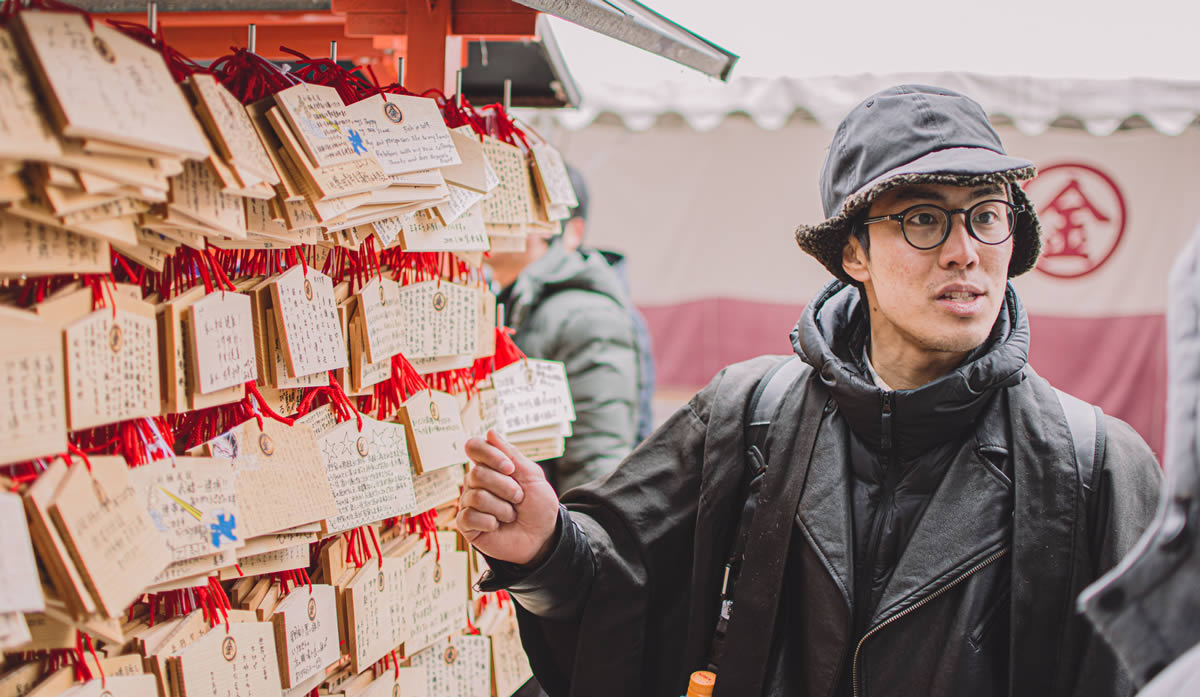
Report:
540,0,1200,135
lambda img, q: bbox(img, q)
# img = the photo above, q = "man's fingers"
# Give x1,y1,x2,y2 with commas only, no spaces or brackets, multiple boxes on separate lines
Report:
456,506,501,534
485,430,543,481
465,463,524,504
460,488,517,524
465,436,515,476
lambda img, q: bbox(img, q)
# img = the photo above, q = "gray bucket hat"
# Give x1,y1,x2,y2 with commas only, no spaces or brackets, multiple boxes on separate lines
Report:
795,85,1042,284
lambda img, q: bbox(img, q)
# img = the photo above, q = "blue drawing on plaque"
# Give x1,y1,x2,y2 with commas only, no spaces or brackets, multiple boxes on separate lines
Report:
210,513,238,546
348,129,368,155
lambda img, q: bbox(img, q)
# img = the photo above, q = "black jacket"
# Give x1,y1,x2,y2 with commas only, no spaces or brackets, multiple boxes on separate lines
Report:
481,282,1161,697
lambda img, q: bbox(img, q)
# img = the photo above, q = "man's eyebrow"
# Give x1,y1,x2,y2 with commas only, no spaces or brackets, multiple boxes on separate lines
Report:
891,187,948,204
890,184,1006,204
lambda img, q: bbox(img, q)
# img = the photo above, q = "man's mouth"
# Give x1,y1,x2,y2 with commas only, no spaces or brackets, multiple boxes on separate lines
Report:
935,284,987,316
939,290,980,301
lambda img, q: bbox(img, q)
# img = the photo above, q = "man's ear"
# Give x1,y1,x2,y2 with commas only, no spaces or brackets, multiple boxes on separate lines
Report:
842,235,871,283
562,217,585,253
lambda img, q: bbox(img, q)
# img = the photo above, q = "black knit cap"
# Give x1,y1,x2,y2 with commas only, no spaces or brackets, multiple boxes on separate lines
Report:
795,85,1042,283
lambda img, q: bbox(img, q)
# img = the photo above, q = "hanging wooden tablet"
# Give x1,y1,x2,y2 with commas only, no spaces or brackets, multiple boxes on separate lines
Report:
479,137,536,225
356,276,405,363
226,541,309,579
401,204,488,253
170,621,283,697
529,142,578,210
358,667,429,697
205,418,338,539
348,314,391,394
492,359,576,435
343,556,406,674
273,83,363,169
316,416,416,536
412,465,465,513
187,74,280,186
0,310,67,466
440,130,491,194
270,584,340,689
168,160,247,239
0,213,109,277
12,12,210,159
0,491,44,616
23,459,95,618
396,389,470,475
0,27,61,161
48,456,172,617
345,94,461,175
62,294,160,430
270,266,348,378
186,291,257,394
487,608,533,697
395,280,479,361
127,457,241,564
476,292,497,359
149,548,238,590
408,634,490,697
401,532,468,655
55,674,158,697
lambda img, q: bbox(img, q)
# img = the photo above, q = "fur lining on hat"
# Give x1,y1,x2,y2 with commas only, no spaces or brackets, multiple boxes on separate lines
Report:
795,166,1042,284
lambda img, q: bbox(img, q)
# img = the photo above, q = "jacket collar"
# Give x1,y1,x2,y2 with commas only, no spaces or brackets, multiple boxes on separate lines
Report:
791,280,1030,461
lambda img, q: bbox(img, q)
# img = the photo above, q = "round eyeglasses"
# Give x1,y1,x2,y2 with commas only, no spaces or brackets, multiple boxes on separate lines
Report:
860,200,1024,250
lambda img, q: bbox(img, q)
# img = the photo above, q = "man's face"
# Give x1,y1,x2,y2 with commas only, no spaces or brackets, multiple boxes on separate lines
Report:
842,182,1014,359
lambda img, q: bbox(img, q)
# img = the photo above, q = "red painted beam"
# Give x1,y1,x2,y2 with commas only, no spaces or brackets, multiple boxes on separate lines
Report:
403,0,459,94
335,0,533,12
154,24,383,60
101,11,345,28
452,13,536,35
344,12,407,36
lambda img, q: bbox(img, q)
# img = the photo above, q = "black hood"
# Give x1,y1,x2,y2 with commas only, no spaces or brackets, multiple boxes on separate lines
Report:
791,280,1029,459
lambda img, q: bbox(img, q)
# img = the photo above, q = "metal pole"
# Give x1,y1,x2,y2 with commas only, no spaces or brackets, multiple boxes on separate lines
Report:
330,41,337,63
248,24,257,53
397,57,405,86
455,69,463,109
147,2,157,33
503,78,512,112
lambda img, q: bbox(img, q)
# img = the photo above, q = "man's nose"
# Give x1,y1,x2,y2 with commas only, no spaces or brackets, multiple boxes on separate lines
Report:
939,213,980,268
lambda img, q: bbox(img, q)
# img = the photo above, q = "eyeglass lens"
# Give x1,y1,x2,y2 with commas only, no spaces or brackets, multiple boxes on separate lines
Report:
901,201,1017,249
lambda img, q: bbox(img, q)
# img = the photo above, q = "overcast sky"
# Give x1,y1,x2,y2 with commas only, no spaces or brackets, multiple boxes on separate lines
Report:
548,0,1200,91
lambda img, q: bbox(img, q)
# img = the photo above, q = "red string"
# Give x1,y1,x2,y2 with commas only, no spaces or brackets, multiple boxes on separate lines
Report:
493,327,527,369
209,47,302,104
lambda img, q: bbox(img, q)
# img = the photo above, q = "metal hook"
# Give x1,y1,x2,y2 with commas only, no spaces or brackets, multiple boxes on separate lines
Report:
330,40,338,63
503,78,512,112
248,23,257,54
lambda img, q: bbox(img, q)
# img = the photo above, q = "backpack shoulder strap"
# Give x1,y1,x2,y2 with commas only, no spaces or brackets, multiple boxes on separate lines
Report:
1051,386,1106,497
745,356,809,461
708,355,808,671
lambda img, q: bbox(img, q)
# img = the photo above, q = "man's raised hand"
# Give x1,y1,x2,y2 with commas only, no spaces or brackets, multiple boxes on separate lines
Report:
457,430,560,566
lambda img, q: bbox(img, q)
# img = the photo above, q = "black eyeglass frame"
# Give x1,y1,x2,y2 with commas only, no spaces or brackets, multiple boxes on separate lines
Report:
860,199,1026,250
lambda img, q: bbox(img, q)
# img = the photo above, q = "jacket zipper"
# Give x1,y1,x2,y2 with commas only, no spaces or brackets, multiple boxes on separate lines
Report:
851,547,1010,697
879,391,893,451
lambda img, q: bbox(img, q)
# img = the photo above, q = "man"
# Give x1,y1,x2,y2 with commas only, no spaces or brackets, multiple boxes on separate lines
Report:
487,202,643,492
459,86,1162,697
560,164,657,444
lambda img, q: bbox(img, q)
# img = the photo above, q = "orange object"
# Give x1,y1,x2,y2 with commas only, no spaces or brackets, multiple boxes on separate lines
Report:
687,670,716,697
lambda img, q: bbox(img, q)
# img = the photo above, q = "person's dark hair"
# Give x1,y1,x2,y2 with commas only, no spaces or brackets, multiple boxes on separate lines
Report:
566,163,589,222
851,217,870,255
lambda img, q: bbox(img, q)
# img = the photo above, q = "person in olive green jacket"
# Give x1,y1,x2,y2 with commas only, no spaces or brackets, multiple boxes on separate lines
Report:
489,233,643,493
